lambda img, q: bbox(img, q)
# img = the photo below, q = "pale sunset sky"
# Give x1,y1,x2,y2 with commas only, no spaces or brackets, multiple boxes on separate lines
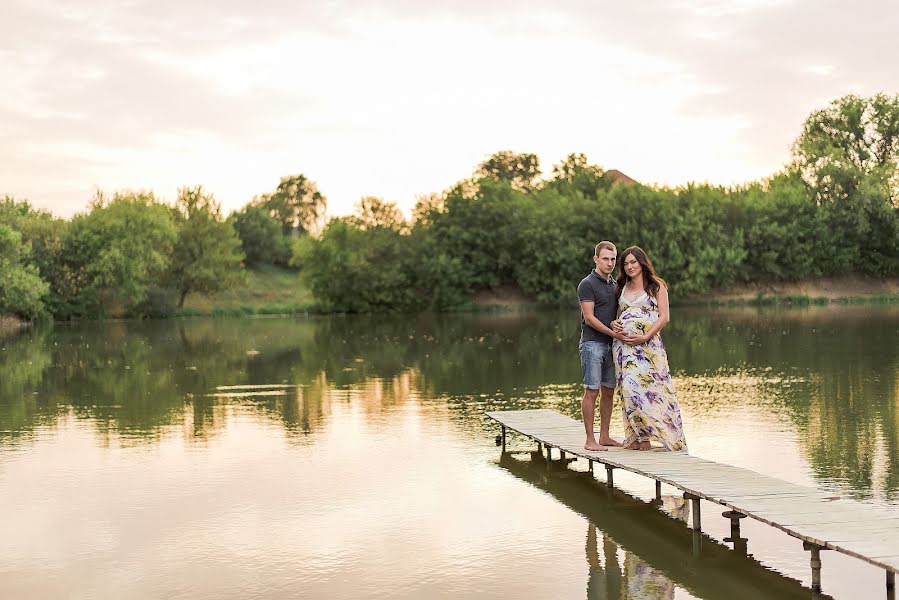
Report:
3,0,898,219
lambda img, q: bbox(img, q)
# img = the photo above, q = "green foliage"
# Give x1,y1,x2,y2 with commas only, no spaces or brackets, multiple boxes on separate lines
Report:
737,172,833,280
794,93,899,204
3,94,898,318
256,173,327,235
298,209,469,312
429,178,525,290
349,197,407,231
0,223,50,320
792,94,899,275
298,218,407,312
476,150,542,192
229,205,292,267
547,153,614,200
168,186,245,308
0,197,68,317
62,192,178,317
298,94,899,311
513,190,596,304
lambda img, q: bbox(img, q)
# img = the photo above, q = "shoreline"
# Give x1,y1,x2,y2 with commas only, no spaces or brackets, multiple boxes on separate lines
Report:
0,314,28,332
680,274,899,307
7,276,899,325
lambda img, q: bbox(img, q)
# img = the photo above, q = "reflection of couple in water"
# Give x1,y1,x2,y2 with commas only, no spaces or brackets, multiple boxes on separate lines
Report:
586,497,688,599
577,242,688,452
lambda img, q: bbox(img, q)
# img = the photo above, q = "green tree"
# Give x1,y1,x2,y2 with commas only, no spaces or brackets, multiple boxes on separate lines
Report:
258,173,327,235
169,186,245,308
62,192,178,317
0,197,68,316
510,185,608,304
411,193,445,227
298,218,411,312
794,94,899,274
476,150,542,192
794,93,899,204
732,171,833,280
0,224,49,321
430,178,526,290
350,197,407,231
229,205,293,267
548,153,615,200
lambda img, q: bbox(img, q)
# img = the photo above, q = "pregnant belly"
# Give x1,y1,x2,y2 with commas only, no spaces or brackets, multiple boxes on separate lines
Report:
620,317,653,336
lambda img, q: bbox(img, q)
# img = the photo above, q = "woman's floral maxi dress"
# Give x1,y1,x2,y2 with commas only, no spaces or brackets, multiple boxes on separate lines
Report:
612,291,688,451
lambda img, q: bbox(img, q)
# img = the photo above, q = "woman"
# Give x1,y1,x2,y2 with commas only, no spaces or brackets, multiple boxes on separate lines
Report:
612,247,687,451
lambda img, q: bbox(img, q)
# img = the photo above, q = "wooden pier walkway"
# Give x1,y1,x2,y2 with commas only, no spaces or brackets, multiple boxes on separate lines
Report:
486,409,899,597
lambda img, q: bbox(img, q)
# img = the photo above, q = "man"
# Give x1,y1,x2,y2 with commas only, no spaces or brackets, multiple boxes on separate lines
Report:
577,241,623,451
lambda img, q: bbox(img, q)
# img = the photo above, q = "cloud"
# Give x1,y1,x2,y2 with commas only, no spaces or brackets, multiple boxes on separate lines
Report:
1,0,897,217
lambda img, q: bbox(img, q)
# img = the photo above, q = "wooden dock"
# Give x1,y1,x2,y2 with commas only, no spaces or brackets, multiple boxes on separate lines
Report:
486,409,899,597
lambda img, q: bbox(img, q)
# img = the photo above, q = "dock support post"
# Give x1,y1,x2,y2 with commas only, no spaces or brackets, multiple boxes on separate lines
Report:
605,465,615,488
723,510,748,555
560,450,566,463
684,494,701,531
723,510,746,538
546,445,553,463
501,425,506,452
655,480,662,501
887,571,895,600
537,441,542,453
686,492,703,556
588,460,594,475
803,542,824,593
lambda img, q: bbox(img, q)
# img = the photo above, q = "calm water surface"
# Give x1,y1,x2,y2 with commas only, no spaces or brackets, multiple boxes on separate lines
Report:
1,305,897,599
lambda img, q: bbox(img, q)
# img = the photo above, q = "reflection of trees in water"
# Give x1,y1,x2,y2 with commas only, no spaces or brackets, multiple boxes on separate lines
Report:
671,306,899,499
0,319,316,444
0,326,57,441
1,306,898,499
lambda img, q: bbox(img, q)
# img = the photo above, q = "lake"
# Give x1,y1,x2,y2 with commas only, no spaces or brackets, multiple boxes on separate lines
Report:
1,304,897,599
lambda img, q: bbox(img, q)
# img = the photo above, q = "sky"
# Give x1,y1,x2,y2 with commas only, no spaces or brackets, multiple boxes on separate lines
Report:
2,0,898,219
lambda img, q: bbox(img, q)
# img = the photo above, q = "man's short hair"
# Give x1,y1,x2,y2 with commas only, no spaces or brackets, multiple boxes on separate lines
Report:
595,241,616,256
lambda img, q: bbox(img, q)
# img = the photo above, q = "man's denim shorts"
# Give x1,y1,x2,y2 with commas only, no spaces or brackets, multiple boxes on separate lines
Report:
579,340,615,390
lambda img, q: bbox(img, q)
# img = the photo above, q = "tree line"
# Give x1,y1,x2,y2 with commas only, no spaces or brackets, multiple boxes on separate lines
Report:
2,94,898,321
0,174,324,320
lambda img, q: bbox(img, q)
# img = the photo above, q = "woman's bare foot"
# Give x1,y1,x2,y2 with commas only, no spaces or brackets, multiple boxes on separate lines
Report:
585,439,608,451
639,441,652,451
623,441,642,450
598,437,622,447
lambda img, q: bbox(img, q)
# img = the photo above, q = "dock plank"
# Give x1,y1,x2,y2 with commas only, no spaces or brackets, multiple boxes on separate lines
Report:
487,409,899,574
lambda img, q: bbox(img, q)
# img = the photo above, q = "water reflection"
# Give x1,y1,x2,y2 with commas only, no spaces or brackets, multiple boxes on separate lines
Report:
1,307,896,599
587,523,677,600
1,305,898,501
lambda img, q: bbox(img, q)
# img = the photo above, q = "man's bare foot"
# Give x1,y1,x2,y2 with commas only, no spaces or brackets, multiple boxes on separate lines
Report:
584,440,608,451
599,437,622,447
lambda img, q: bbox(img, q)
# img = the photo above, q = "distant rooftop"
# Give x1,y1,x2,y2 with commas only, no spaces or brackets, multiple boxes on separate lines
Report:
605,169,638,186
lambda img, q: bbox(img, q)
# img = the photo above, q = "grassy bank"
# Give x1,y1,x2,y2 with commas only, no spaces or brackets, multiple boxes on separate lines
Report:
699,292,899,308
686,275,899,307
175,269,899,317
178,265,316,317
0,314,28,331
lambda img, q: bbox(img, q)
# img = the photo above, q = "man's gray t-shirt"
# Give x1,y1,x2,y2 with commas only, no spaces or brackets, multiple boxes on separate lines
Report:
577,271,618,344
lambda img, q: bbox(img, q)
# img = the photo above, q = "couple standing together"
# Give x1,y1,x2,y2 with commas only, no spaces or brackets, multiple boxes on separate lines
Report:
577,241,688,453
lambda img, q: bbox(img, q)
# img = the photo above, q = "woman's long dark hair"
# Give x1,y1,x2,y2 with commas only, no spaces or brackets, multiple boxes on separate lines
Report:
616,246,666,298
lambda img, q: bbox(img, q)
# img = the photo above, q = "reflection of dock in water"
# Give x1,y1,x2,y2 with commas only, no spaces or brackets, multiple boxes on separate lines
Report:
488,409,899,598
498,452,826,600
